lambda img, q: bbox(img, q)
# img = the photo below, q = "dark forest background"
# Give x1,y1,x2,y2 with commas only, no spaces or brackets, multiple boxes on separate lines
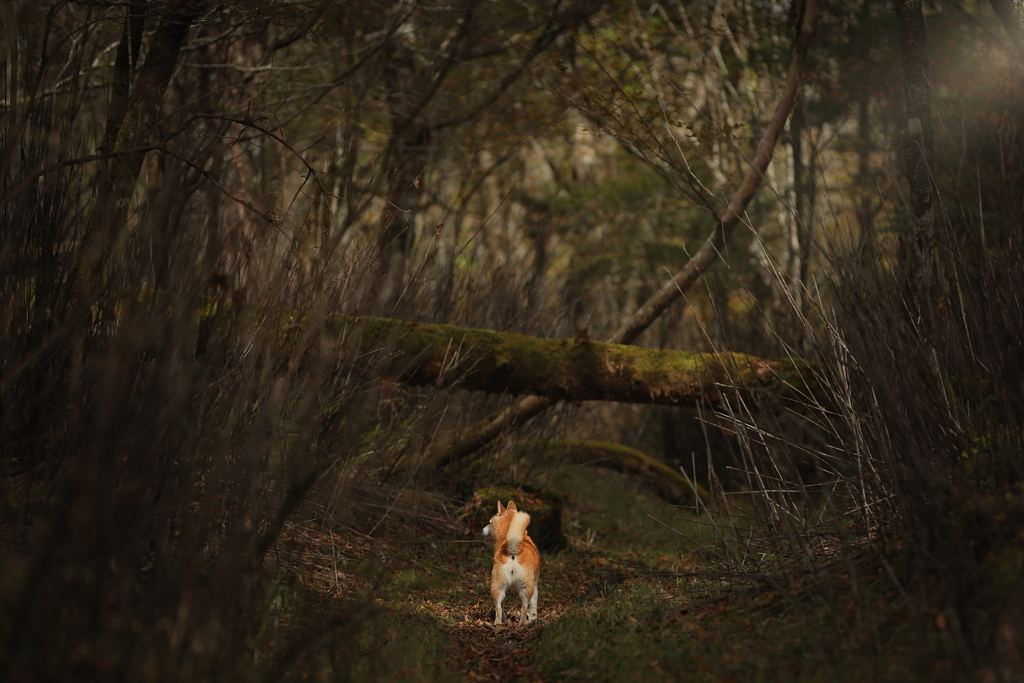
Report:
2,1,1024,681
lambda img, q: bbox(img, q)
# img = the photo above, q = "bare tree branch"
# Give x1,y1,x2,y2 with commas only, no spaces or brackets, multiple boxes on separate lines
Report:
430,0,822,470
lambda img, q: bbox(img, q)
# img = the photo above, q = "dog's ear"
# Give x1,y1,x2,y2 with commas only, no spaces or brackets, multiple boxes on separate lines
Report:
497,501,505,513
507,501,517,512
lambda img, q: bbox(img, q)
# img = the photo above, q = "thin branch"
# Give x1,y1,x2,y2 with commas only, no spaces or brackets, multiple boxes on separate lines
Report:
431,0,822,470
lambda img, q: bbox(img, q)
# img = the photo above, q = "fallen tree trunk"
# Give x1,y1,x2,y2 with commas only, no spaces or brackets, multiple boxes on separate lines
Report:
322,313,817,409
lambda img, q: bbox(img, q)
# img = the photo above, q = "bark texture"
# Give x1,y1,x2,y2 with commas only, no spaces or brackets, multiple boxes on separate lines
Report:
320,314,817,409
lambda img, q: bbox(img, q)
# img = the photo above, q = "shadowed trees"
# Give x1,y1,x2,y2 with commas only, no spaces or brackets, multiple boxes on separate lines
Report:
4,1,1024,678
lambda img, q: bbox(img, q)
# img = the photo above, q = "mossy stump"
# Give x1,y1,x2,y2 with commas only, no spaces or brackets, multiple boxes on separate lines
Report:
472,483,566,552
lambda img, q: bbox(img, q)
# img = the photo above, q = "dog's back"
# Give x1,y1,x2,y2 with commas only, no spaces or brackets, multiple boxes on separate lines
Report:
484,501,540,624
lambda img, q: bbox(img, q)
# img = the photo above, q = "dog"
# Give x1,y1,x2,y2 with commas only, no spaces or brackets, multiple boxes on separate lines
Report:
482,500,540,625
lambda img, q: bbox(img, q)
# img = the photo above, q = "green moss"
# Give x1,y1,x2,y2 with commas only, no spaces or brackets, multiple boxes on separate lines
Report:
212,309,820,408
526,439,710,505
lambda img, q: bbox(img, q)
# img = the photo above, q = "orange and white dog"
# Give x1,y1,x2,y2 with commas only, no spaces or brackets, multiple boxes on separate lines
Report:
482,501,540,625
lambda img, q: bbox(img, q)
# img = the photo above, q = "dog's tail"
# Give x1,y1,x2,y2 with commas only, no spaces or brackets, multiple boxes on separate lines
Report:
506,511,531,556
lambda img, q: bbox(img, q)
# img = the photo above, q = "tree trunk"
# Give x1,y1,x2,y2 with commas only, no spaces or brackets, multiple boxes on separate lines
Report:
895,0,936,300
789,99,807,316
318,313,817,409
989,0,1024,62
521,440,710,507
856,36,876,268
76,2,201,299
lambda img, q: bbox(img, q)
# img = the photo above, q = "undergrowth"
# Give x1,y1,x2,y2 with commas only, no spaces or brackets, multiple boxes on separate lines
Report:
2,3,1023,682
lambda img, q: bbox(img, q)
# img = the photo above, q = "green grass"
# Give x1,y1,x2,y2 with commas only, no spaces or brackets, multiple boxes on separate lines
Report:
276,607,455,683
523,468,957,682
532,575,948,682
542,465,734,568
267,468,965,682
541,465,920,575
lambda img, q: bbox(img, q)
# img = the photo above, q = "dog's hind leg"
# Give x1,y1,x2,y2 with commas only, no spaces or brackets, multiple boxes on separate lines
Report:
518,586,530,625
493,585,506,625
528,583,538,622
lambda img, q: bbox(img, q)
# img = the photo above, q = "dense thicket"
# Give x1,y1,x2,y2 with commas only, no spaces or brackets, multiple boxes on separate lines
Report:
2,0,1023,680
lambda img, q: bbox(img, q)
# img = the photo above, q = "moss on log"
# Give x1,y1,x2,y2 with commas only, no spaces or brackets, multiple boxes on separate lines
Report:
323,314,817,409
521,440,709,507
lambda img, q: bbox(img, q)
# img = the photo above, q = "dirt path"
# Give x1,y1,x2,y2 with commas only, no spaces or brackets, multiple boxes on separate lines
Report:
279,519,591,681
278,499,674,682
443,613,541,682
431,550,606,682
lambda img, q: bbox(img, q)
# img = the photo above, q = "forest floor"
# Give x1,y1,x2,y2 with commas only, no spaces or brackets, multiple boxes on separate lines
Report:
271,469,969,682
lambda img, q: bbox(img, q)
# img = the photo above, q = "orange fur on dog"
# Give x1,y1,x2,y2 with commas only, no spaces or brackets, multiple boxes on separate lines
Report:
482,501,541,625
